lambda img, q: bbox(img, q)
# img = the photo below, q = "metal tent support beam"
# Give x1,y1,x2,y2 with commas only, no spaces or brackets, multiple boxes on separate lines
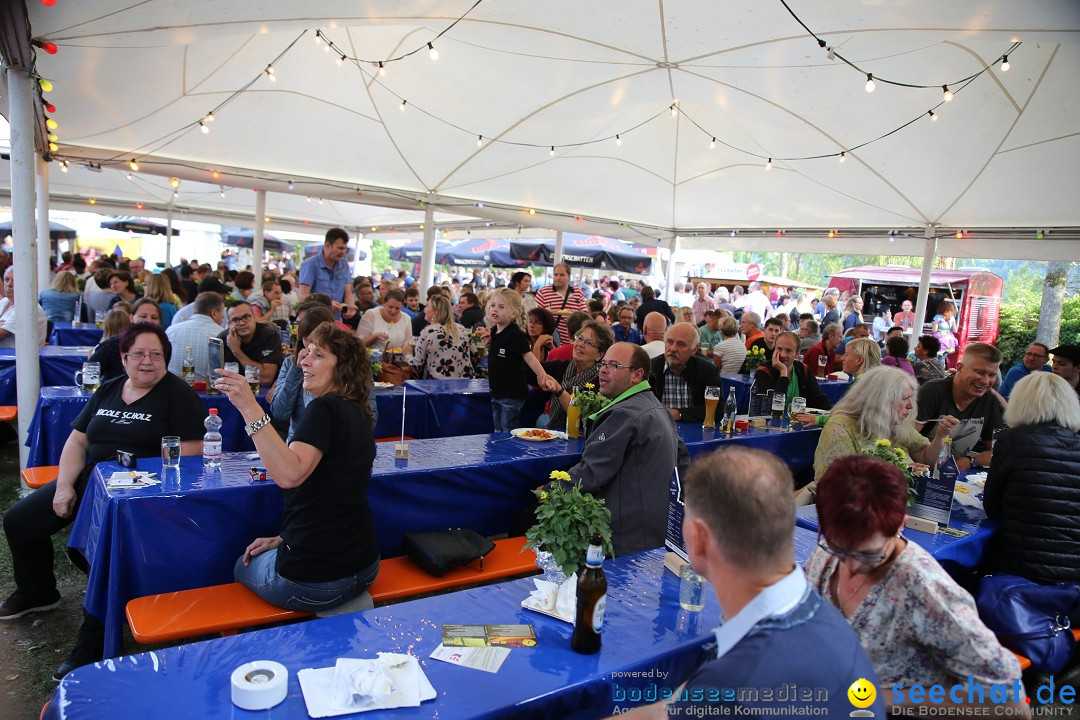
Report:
165,204,174,267
913,227,937,345
665,235,680,303
554,230,564,267
35,156,50,292
419,203,436,290
6,68,41,471
253,190,266,281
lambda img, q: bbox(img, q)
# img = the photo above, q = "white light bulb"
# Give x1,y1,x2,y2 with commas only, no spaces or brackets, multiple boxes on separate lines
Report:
549,146,555,157
200,121,209,134
710,138,716,150
428,43,439,61
476,135,483,147
378,62,386,76
615,135,622,146
942,85,953,102
865,74,875,93
929,110,938,122
765,158,772,170
399,100,407,111
1000,56,1010,72
839,152,846,163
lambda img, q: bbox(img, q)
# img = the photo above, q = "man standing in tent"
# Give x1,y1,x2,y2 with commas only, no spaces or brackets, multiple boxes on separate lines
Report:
298,228,356,321
535,263,586,344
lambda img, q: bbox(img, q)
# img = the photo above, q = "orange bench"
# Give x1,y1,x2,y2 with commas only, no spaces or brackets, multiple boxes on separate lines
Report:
126,536,539,645
0,406,16,423
21,465,60,489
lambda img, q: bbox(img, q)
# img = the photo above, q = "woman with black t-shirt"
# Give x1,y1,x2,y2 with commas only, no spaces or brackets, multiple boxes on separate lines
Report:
215,322,381,613
1,322,205,679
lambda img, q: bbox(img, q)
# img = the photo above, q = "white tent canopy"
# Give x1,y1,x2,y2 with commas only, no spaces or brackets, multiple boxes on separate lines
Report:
13,0,1080,252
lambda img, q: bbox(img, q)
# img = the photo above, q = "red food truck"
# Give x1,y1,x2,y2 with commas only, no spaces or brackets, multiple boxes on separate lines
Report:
826,265,1004,347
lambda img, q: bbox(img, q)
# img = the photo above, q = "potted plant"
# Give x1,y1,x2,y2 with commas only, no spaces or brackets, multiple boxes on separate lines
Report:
743,345,768,371
862,439,918,505
525,470,613,580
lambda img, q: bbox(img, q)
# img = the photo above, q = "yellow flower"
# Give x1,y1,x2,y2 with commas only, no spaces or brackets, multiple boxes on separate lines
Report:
584,383,595,390
549,470,572,483
875,439,892,448
539,491,549,502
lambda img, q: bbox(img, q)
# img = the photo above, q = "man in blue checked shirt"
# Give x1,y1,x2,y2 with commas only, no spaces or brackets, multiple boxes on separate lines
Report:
298,228,357,320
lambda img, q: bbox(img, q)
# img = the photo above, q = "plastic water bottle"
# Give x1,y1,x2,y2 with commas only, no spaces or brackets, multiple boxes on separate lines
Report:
203,408,223,468
935,437,959,485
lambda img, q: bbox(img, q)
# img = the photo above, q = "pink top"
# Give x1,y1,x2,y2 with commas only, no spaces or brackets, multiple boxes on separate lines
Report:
882,355,916,377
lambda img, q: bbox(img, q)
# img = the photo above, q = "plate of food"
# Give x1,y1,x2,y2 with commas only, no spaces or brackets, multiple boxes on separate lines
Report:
373,382,395,390
510,428,567,441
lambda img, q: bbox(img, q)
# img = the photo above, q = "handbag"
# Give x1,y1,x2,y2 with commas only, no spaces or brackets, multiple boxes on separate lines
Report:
402,529,496,577
376,362,412,387
974,573,1080,674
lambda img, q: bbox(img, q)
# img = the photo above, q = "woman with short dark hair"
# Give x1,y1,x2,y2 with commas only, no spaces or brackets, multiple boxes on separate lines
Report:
805,455,1021,705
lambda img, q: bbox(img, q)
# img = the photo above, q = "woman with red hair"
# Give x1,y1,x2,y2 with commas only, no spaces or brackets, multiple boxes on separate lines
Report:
803,455,1021,708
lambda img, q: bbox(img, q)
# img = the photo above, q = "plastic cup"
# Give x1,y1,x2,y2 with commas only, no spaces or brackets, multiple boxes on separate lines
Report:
679,565,706,612
161,436,181,470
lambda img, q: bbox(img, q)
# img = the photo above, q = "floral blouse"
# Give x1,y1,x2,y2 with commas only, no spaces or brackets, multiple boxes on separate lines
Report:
804,541,1022,691
409,322,475,379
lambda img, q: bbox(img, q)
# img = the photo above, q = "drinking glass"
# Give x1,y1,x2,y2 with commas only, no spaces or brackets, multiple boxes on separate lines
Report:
94,311,106,329
679,564,706,612
817,354,828,378
771,392,786,424
161,436,181,470
224,361,240,374
791,396,807,423
74,362,101,394
702,386,721,429
245,365,260,393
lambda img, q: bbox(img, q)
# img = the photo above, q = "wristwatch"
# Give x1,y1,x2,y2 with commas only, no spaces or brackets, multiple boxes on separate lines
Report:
245,413,273,436
965,452,980,469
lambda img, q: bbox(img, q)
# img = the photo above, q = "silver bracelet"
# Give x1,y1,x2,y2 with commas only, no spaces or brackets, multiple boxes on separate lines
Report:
245,413,272,436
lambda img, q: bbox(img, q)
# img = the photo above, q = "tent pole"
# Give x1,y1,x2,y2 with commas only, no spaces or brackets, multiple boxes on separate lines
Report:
253,190,266,281
913,227,937,343
665,235,680,304
35,155,50,292
165,204,174,268
6,67,41,472
420,203,436,290
554,230,564,267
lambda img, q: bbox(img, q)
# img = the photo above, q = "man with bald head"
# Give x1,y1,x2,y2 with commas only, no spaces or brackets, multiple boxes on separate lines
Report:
649,322,720,423
640,311,669,359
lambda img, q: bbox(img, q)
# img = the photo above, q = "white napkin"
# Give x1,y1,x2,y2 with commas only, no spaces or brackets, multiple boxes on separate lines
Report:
297,654,435,718
953,480,984,509
106,471,159,488
521,574,577,623
830,371,850,382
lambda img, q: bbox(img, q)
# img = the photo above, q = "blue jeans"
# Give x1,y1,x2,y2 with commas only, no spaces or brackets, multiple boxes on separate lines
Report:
492,397,526,432
234,549,380,612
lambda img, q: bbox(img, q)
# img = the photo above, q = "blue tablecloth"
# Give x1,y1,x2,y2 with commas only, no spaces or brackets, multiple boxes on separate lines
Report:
720,373,850,411
66,425,820,658
404,378,545,436
795,494,999,577
0,346,94,404
49,322,103,347
26,385,428,466
47,549,722,720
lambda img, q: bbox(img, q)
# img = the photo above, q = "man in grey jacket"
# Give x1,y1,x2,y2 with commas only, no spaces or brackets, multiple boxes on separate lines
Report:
564,342,689,555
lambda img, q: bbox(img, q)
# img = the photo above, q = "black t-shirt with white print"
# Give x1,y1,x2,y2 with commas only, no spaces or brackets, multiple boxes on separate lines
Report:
72,372,206,463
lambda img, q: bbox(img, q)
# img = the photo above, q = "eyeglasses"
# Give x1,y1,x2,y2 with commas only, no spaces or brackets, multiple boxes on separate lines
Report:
597,360,633,371
229,313,254,324
1024,352,1047,359
816,534,893,565
574,334,601,350
125,350,165,362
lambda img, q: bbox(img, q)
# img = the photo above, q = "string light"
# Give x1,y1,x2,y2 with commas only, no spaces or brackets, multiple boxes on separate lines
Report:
318,198,324,204
838,152,846,163
1036,230,1044,240
528,208,536,215
314,31,322,45
476,135,483,147
1000,55,1010,72
337,54,345,66
865,74,875,93
942,85,953,102
399,99,407,111
129,159,139,171
48,133,57,142
48,142,58,152
45,102,56,113
828,230,836,238
41,0,57,6
203,112,214,123
168,177,180,188
710,137,716,150
45,118,57,130
219,186,226,197
928,110,938,122
826,47,835,61
126,172,133,180
955,230,964,239
33,40,58,55
765,158,772,170
670,104,678,117
428,43,439,61
549,146,555,157
199,121,209,134
615,134,622,146
306,196,312,202
287,180,294,190
265,65,276,82
173,190,179,199
378,62,386,76
136,203,144,210
211,170,221,179
39,78,53,92
88,198,96,205
59,160,68,172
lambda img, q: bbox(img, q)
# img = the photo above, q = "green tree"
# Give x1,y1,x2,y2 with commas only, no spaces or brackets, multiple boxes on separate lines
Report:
370,238,391,272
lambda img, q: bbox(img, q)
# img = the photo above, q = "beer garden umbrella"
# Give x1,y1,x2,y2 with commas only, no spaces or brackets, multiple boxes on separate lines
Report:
0,220,77,240
509,234,653,274
439,238,528,268
100,217,177,236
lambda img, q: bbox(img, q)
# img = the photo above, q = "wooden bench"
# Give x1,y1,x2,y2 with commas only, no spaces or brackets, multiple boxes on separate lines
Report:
21,465,60,489
126,536,539,645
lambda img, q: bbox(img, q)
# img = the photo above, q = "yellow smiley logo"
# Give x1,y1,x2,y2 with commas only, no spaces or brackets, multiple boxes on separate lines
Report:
848,678,877,709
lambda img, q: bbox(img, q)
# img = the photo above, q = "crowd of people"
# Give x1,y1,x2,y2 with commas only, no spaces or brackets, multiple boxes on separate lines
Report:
1,229,1078,711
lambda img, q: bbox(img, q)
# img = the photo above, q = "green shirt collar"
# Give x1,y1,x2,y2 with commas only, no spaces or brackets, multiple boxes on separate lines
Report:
587,380,652,421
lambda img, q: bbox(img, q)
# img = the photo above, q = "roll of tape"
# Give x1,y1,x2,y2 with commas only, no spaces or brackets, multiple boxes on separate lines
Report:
231,660,288,710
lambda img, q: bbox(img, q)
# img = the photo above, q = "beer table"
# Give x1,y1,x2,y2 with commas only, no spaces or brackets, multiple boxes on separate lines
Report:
48,321,104,347
719,373,851,412
26,385,426,466
0,346,95,404
65,425,821,659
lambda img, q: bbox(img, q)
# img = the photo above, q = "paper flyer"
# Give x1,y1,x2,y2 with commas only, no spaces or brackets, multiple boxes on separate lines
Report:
441,624,536,648
429,644,510,674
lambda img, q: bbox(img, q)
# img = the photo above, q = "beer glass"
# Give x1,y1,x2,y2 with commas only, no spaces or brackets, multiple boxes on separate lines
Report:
74,362,101,394
790,396,807,425
817,354,828,378
703,386,721,429
245,365,260,393
224,362,240,374
771,391,786,423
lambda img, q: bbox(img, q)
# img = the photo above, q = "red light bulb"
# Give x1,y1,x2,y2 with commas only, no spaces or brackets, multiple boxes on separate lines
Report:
41,0,57,6
45,102,56,113
42,41,58,54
